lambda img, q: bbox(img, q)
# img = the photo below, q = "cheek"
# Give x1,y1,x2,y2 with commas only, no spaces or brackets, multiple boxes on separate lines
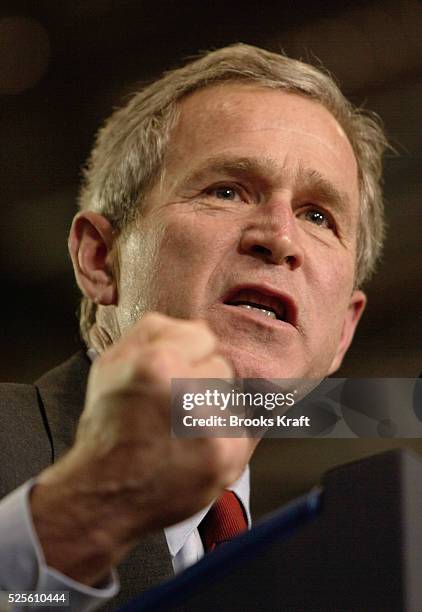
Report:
158,213,234,272
306,254,355,334
163,218,203,265
140,216,225,309
312,243,355,297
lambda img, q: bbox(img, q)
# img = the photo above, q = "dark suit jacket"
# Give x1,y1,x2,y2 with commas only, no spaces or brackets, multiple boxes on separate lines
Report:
0,352,174,610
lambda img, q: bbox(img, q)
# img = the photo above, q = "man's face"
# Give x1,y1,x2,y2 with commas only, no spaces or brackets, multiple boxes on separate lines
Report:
115,83,365,379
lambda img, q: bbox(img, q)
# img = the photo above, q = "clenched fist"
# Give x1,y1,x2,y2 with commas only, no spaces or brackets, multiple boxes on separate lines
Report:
31,314,257,586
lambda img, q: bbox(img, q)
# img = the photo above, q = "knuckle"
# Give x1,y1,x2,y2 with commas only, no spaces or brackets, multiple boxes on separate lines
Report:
191,318,211,330
132,311,168,339
193,319,215,338
140,344,181,382
210,355,234,378
141,311,166,326
143,351,168,382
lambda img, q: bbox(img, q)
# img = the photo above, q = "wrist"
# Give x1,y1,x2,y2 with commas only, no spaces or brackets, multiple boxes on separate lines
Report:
30,451,141,586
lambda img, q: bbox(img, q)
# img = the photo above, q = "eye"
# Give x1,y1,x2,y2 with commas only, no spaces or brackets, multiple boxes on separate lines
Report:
214,186,237,200
302,207,335,230
204,184,245,202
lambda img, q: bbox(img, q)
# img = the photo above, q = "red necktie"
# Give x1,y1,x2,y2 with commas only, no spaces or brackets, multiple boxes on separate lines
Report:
199,490,248,552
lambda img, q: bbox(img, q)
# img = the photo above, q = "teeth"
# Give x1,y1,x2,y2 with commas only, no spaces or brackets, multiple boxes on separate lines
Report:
229,290,285,320
237,304,277,319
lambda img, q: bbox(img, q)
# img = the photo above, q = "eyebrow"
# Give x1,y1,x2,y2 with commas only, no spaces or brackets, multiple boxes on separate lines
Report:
182,155,279,187
295,167,353,217
181,154,353,216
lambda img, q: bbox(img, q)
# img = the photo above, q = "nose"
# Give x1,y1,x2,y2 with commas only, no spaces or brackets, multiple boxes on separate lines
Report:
239,199,304,270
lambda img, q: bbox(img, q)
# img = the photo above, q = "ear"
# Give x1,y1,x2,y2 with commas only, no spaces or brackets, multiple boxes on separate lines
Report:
68,211,118,305
328,289,367,375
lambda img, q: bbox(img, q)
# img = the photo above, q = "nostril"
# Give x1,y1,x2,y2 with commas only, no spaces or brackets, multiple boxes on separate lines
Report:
251,244,272,257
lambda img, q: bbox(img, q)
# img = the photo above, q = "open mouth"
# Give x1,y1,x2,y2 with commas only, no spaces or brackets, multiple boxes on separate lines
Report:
221,285,297,326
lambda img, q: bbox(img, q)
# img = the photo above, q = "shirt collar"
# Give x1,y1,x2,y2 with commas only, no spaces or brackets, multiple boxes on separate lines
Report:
87,348,98,362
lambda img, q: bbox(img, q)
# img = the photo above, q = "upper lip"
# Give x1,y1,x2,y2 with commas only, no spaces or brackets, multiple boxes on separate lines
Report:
220,283,298,327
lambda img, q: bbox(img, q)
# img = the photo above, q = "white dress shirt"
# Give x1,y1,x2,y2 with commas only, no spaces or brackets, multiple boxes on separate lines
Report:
0,481,118,611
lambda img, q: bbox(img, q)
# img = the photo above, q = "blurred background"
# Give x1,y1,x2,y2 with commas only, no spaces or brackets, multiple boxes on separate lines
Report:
1,0,421,514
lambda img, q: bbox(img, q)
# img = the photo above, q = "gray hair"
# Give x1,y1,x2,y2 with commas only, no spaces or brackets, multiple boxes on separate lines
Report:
78,43,388,343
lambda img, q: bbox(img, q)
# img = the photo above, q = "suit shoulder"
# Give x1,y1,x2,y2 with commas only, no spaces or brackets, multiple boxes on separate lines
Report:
0,381,42,421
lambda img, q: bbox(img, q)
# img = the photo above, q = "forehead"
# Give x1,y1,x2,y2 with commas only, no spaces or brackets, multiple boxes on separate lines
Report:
174,82,351,142
165,83,359,204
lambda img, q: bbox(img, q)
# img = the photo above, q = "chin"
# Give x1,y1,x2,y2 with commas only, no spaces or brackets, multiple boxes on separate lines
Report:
221,345,302,380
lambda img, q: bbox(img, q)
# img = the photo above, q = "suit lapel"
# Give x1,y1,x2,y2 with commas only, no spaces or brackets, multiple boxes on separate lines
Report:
111,531,174,609
35,351,90,460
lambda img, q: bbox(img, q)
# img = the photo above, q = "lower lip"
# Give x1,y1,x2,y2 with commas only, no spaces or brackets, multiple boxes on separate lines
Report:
219,303,295,331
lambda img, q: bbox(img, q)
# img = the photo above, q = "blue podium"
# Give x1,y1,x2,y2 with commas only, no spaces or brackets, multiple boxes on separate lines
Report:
119,449,422,611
